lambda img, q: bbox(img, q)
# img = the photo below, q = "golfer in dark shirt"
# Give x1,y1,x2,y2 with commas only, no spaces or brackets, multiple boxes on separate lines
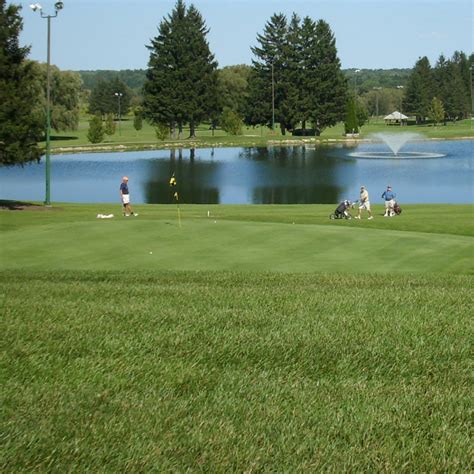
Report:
120,176,137,216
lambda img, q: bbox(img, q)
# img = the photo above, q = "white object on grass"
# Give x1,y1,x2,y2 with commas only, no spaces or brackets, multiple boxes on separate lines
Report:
97,214,114,219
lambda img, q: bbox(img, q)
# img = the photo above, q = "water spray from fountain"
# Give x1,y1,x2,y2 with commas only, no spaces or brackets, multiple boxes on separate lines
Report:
372,132,421,156
349,132,445,159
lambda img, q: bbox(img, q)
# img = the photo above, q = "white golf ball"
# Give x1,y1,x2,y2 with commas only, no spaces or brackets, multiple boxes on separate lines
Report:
214,220,217,223
149,251,153,254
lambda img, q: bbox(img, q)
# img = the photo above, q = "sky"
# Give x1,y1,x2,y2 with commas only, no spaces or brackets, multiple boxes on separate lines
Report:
18,0,473,71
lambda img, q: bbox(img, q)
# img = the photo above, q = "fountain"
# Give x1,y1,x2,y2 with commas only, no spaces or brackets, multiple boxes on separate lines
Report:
350,132,445,159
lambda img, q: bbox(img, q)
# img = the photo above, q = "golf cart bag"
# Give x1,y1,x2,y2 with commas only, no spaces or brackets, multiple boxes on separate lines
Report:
330,200,353,219
393,201,402,215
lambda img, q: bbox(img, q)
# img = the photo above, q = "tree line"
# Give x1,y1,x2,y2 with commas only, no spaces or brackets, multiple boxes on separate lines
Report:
403,52,472,123
1,0,472,165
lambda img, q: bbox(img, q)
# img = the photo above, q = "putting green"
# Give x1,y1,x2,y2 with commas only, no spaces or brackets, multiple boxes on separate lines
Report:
1,217,472,274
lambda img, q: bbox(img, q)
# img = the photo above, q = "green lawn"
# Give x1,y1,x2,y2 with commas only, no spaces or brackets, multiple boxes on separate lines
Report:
1,204,473,471
1,204,473,274
48,117,474,152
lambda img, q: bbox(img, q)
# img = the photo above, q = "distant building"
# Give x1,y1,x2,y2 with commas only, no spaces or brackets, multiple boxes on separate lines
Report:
384,111,408,125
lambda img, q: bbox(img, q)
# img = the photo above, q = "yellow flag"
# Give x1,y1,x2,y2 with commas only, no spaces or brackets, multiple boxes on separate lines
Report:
169,176,177,186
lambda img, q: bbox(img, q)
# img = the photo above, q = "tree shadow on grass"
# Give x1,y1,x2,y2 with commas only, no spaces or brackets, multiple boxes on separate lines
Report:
0,200,62,211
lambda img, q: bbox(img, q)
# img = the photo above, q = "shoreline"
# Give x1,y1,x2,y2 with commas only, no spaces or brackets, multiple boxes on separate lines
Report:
50,135,474,155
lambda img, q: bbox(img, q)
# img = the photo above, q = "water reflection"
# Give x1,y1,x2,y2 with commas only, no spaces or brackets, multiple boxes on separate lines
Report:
144,150,220,204
0,140,472,204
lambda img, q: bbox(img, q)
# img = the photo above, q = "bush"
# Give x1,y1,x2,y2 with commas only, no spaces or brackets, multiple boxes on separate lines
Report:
155,123,169,141
87,115,104,143
220,107,243,135
104,113,116,136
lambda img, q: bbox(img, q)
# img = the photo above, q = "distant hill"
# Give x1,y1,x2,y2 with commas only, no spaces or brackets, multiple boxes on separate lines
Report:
77,67,412,94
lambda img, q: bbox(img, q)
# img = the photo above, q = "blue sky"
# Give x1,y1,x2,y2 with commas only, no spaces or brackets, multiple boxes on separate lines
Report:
18,0,473,71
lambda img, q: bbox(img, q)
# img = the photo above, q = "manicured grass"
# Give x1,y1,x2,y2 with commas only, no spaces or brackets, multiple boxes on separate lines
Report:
1,204,473,471
48,117,473,152
1,204,473,274
1,270,472,471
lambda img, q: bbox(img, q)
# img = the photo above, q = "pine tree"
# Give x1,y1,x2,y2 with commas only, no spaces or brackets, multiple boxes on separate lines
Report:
87,115,104,143
184,5,219,137
144,0,218,138
279,13,303,132
299,16,317,129
133,108,143,132
344,96,359,134
308,20,347,134
403,57,434,123
104,113,116,135
0,1,43,165
249,13,288,133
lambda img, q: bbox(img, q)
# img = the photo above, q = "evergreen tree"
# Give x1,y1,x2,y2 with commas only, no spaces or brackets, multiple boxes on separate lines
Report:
0,1,43,165
279,13,303,132
104,113,116,135
184,4,219,137
344,96,358,134
133,108,143,132
249,13,288,133
298,16,317,129
144,0,219,138
87,115,104,143
403,56,434,123
308,20,347,134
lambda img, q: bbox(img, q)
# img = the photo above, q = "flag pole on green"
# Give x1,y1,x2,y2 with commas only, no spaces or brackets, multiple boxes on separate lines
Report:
169,174,181,228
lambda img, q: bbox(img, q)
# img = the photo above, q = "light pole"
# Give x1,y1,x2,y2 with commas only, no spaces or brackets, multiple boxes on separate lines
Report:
114,92,123,136
373,87,382,118
30,2,64,206
396,85,404,126
354,69,361,96
271,61,275,134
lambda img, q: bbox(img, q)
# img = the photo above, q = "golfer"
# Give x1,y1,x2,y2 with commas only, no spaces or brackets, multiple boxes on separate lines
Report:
381,185,396,217
119,176,138,217
355,185,373,219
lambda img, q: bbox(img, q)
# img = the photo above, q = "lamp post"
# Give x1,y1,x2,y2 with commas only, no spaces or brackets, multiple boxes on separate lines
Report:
114,92,123,136
373,87,382,118
271,61,275,134
30,2,64,206
354,69,361,96
396,85,404,126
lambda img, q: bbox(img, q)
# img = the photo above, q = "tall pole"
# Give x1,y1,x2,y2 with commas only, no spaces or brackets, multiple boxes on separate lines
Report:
115,92,122,136
45,15,52,205
271,62,275,134
31,2,63,206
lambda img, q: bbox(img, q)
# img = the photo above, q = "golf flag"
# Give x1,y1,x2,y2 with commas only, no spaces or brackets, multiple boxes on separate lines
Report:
169,174,181,228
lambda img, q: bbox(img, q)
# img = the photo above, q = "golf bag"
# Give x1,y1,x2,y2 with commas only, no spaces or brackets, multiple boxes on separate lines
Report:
393,201,402,215
330,200,353,219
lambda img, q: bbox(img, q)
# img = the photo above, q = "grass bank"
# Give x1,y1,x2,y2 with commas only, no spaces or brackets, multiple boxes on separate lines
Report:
1,204,473,471
49,118,473,154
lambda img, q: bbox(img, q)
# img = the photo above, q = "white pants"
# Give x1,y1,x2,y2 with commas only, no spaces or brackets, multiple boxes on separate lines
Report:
122,194,130,204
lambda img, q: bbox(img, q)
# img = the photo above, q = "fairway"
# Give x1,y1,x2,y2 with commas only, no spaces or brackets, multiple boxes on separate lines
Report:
1,203,473,471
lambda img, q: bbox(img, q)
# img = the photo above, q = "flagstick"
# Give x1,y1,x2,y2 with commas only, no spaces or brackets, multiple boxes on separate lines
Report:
176,200,182,228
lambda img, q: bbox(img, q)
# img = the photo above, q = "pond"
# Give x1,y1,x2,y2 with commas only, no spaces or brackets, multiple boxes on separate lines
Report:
1,139,472,204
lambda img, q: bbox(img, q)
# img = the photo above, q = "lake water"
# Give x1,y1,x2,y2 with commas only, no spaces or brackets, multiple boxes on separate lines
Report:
1,140,472,204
